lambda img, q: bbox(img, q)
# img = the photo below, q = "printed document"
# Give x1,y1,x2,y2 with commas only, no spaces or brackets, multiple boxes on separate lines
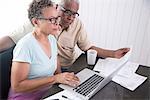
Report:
93,49,147,91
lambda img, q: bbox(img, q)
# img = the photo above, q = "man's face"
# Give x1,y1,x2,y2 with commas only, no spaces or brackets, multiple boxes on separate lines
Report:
60,1,79,29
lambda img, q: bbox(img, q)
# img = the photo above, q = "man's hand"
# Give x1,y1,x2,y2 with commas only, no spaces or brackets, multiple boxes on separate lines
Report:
113,48,130,58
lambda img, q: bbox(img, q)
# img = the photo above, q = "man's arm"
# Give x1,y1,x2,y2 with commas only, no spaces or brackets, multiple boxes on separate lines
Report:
0,21,33,53
0,36,15,52
90,46,130,59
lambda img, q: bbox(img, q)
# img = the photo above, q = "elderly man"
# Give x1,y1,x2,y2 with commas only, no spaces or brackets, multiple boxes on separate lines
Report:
0,0,129,68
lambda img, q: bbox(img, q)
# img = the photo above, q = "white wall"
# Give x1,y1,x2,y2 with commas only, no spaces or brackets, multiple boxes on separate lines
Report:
0,0,31,37
0,0,61,37
0,0,149,66
78,0,150,66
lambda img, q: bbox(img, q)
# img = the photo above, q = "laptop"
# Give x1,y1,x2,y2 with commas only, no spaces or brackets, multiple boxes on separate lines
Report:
59,48,132,100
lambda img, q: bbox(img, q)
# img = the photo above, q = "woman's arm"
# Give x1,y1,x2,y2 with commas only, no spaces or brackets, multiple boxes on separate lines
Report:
11,62,55,92
11,61,79,93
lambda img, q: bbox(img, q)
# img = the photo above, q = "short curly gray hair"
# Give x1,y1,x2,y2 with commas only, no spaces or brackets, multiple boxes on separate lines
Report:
28,0,54,25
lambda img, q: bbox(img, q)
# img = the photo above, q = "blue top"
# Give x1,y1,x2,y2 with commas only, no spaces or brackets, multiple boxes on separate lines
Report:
13,32,57,79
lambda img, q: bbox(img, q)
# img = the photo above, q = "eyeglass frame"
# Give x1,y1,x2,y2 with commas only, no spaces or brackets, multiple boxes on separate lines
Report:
61,6,79,18
37,16,61,24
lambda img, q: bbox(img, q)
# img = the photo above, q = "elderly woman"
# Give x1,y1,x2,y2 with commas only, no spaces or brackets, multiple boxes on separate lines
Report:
8,0,79,100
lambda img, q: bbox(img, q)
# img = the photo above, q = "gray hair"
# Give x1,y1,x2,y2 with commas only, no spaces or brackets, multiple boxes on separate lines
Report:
60,0,79,7
28,0,54,25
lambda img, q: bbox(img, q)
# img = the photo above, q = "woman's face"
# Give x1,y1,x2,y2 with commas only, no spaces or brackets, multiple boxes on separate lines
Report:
38,6,60,35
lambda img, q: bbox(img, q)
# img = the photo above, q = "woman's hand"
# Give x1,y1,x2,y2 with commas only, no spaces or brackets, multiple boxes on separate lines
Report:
54,72,80,87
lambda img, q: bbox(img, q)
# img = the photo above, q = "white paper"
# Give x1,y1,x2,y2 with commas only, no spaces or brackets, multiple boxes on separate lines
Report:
93,47,132,77
117,62,139,77
112,73,147,91
93,57,147,91
43,90,82,100
93,58,121,76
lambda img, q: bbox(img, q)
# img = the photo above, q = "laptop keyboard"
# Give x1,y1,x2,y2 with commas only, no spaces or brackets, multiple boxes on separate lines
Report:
73,74,104,96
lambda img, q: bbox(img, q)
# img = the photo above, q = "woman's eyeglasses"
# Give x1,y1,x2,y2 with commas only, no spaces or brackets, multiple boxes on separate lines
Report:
38,16,61,24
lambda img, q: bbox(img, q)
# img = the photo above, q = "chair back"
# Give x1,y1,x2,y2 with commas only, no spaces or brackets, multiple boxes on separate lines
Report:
0,46,15,99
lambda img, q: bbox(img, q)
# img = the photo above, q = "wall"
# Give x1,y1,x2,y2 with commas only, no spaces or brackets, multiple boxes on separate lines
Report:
0,0,60,37
0,0,149,66
0,0,31,37
78,0,150,66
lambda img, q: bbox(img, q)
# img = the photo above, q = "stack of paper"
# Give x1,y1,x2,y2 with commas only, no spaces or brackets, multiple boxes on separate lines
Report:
93,59,147,91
